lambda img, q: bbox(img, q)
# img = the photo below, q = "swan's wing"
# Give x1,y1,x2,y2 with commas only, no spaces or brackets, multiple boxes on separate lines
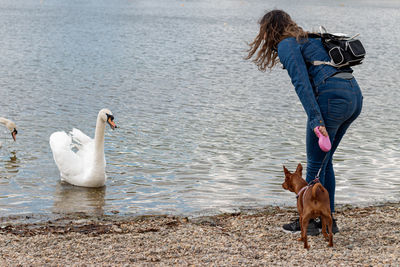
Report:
70,128,92,146
70,128,94,160
49,131,83,179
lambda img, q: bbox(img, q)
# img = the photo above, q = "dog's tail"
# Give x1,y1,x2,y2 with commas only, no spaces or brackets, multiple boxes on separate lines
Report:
311,183,326,199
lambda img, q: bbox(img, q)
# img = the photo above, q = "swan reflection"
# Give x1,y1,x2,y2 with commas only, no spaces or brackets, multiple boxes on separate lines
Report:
5,151,20,173
0,151,20,180
52,182,106,216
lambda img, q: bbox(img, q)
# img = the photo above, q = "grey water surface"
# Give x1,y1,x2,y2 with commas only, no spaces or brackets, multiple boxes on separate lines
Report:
1,0,399,220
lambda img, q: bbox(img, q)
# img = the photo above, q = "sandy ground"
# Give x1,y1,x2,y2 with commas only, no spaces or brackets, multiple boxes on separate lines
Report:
0,202,399,266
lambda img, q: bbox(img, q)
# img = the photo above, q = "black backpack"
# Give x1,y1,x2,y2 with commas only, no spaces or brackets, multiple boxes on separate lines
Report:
309,26,366,68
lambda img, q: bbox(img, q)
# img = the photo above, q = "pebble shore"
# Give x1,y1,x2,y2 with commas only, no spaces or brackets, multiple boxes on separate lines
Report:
0,202,399,266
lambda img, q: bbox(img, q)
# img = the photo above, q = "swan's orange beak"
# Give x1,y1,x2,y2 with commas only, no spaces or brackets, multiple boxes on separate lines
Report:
107,118,117,130
11,128,17,141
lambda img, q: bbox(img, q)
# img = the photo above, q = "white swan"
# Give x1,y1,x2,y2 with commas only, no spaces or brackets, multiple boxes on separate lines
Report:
49,109,117,187
0,117,18,148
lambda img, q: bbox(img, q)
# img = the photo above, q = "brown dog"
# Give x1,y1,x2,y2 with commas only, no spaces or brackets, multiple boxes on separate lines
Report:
282,163,333,249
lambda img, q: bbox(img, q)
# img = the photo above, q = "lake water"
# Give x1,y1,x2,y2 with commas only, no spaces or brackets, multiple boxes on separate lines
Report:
1,0,399,221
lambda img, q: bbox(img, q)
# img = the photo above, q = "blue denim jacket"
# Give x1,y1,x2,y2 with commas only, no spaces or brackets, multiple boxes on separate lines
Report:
277,37,348,130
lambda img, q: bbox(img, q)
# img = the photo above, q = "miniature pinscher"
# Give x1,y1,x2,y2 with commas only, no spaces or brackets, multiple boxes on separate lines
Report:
282,163,333,249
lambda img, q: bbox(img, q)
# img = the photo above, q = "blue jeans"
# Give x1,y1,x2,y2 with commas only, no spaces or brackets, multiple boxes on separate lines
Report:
306,77,363,213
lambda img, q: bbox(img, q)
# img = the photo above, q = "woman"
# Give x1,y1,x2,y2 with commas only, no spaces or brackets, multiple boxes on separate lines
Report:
246,10,363,234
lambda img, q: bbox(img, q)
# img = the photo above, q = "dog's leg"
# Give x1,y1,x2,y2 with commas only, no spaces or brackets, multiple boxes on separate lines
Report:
297,215,304,241
301,214,311,249
326,214,333,247
321,216,328,240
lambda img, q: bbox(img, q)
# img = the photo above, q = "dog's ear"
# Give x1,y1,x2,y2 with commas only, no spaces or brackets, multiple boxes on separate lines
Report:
295,163,303,175
283,165,290,176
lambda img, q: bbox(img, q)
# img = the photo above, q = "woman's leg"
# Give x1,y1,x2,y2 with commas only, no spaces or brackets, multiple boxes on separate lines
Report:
306,118,360,212
323,100,363,212
323,124,350,213
305,122,337,207
308,78,363,212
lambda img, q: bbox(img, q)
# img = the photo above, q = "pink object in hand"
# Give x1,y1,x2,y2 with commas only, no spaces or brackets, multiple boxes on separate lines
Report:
315,126,331,152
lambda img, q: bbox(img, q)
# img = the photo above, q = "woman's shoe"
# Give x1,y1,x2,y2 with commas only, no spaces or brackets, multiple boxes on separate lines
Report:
282,218,320,236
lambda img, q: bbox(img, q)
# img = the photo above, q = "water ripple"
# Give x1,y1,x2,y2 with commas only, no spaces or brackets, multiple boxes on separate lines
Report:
0,0,399,219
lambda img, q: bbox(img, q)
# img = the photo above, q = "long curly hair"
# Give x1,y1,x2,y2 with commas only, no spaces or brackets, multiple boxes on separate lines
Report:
245,10,308,71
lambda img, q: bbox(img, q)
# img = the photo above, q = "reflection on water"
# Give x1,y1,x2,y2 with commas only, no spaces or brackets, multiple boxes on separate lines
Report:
52,183,106,216
0,151,20,185
5,151,19,174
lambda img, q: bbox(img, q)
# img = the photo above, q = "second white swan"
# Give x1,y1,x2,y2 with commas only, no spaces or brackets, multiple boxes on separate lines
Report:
49,108,117,187
0,117,18,148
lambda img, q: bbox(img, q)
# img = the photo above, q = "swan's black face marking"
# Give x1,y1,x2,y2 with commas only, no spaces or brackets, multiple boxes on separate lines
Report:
106,113,117,130
106,114,114,121
11,128,17,141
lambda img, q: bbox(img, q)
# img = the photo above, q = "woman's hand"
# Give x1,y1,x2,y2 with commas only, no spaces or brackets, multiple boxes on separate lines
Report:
314,126,328,137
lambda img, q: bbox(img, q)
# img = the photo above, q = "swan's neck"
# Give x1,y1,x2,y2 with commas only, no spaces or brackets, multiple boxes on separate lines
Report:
93,115,106,164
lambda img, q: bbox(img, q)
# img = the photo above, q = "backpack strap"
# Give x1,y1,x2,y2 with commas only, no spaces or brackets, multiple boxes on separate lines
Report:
307,33,322,39
311,60,350,68
312,60,335,66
